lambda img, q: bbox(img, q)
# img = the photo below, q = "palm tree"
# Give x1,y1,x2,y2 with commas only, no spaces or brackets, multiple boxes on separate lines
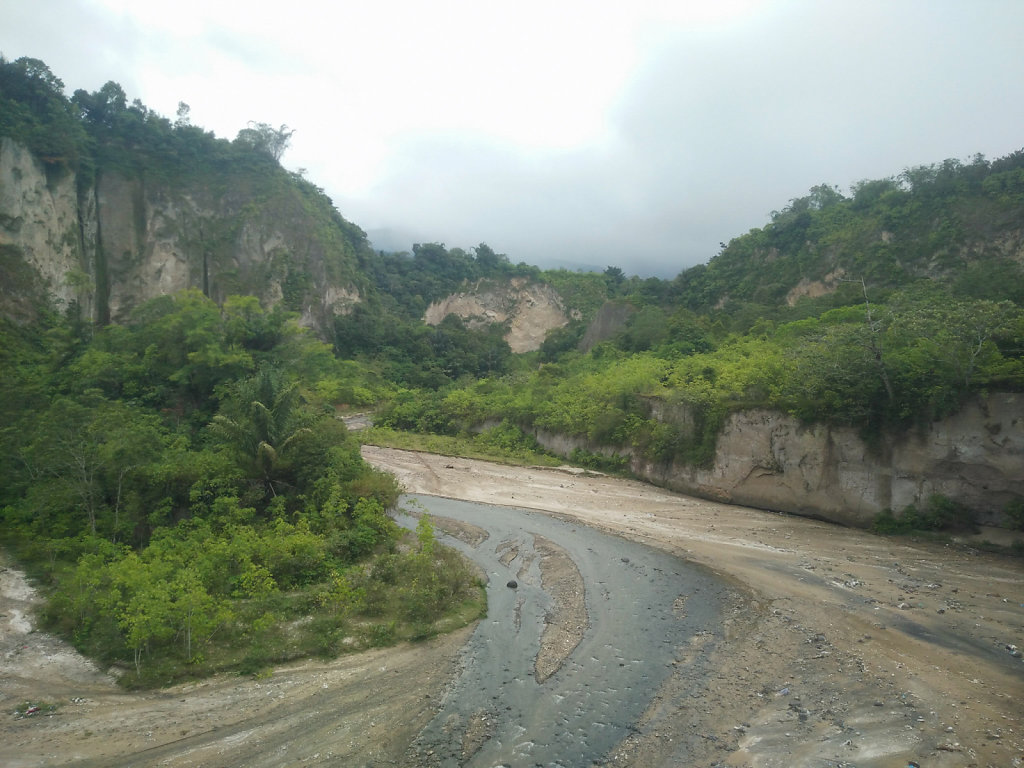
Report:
210,365,312,496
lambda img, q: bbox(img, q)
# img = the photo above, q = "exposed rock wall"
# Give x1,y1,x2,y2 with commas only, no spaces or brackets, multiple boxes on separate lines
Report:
579,301,633,352
425,278,571,353
532,393,1024,528
0,137,92,320
0,139,363,331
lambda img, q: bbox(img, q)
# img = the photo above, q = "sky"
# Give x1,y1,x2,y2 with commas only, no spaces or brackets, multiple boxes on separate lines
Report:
3,1,1023,277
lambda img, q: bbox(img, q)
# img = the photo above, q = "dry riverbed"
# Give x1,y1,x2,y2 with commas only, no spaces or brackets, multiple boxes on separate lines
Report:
1,446,1022,767
365,447,1024,768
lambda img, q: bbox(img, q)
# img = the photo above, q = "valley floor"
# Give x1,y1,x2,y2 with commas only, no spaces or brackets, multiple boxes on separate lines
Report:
2,446,1022,767
364,447,1024,768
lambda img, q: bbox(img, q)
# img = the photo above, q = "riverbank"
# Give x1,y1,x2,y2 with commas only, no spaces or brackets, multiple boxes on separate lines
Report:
364,446,1024,768
1,446,1021,767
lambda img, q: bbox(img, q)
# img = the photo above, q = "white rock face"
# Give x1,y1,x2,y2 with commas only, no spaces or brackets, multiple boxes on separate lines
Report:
97,172,196,320
425,278,570,353
0,137,88,316
0,139,362,331
536,393,1024,528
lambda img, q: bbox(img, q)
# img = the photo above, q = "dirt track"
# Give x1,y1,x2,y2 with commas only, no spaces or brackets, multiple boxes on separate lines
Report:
2,446,1022,767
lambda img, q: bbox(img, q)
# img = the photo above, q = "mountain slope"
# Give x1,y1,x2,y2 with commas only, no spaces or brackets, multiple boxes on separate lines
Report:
672,160,1024,316
0,57,370,332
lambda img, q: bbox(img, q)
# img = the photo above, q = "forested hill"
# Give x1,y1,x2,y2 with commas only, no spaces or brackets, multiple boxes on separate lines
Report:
672,158,1024,316
2,55,1024,528
0,56,372,331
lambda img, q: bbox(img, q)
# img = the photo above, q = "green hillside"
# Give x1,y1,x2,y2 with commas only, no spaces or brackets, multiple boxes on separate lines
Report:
1,54,1022,687
375,156,1024,468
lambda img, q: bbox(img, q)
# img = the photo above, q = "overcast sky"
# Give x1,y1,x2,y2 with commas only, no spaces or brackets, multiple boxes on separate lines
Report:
3,1,1023,276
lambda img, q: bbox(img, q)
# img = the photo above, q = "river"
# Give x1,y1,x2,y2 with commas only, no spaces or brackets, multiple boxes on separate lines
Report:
397,493,728,767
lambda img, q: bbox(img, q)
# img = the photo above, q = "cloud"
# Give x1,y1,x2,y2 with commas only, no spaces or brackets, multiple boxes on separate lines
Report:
4,0,1024,277
345,1,1024,275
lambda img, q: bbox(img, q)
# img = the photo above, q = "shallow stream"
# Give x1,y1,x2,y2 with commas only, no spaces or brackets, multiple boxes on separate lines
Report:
397,494,727,767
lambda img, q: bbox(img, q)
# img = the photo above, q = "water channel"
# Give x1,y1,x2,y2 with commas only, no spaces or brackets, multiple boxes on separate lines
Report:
397,494,728,767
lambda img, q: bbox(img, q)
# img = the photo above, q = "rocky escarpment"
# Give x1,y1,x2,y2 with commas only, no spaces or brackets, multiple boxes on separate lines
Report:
0,137,92,321
0,138,365,331
533,393,1023,528
424,278,574,353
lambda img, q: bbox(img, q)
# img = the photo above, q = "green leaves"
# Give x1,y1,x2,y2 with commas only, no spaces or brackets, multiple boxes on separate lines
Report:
209,365,315,496
233,122,293,163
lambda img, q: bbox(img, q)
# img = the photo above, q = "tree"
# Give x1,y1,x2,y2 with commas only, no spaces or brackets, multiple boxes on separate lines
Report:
171,568,230,662
604,266,626,295
0,56,89,170
73,81,128,128
111,553,174,674
854,278,895,404
175,101,191,128
473,242,508,274
234,121,294,162
20,395,167,540
897,298,1019,389
209,365,314,497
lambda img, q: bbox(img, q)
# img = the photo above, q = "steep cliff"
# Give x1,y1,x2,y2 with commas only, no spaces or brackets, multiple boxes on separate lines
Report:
531,393,1023,527
0,137,92,321
424,278,572,353
0,137,367,332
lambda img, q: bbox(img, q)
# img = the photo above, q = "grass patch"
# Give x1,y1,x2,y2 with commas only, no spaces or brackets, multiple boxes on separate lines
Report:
358,425,564,468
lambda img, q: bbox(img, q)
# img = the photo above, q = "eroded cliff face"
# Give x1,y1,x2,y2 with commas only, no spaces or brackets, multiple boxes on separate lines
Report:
0,139,363,331
534,393,1023,528
424,278,572,353
0,137,93,320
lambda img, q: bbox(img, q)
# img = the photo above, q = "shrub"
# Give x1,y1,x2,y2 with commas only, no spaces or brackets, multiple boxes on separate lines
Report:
1005,498,1024,531
873,495,979,534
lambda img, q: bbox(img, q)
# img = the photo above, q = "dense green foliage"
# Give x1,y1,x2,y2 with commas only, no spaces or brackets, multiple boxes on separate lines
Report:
0,293,480,685
3,53,1024,689
670,155,1024,323
0,57,91,178
371,151,1024,478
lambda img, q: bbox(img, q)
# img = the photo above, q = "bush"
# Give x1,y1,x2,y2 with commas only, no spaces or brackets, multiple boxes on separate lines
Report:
1005,498,1024,531
873,495,978,534
568,448,629,474
367,622,396,646
923,495,976,531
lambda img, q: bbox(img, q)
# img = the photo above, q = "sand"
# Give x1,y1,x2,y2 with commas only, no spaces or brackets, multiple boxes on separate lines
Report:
1,445,1021,767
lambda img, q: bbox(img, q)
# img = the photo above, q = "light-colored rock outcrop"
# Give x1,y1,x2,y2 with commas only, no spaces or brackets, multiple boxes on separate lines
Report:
534,393,1024,528
0,137,92,319
0,139,363,331
425,278,570,353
